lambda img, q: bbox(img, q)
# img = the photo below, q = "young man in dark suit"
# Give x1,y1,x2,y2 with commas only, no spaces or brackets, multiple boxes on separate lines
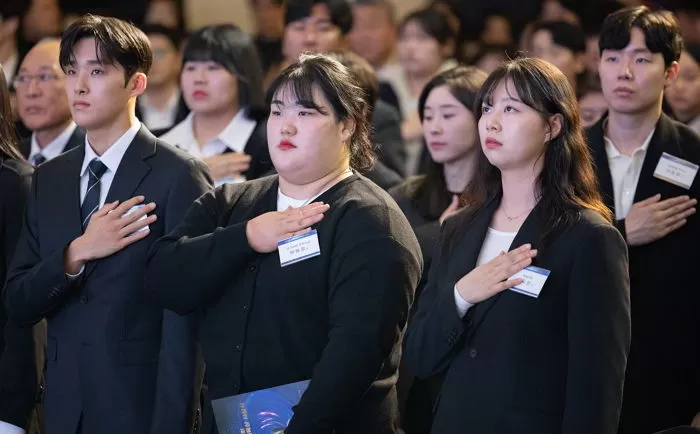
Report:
4,14,212,434
587,6,700,433
15,38,83,165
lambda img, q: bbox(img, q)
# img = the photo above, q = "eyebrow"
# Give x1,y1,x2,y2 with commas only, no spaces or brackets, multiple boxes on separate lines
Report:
425,104,460,109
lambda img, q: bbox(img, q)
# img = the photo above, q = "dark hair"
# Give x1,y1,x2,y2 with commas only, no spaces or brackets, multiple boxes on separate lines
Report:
599,6,683,68
266,53,374,170
328,50,379,116
182,24,266,120
398,7,455,47
0,2,30,20
0,67,22,161
353,0,396,25
578,71,603,98
141,23,185,51
471,43,518,66
406,66,488,221
531,20,586,54
60,14,153,85
285,0,354,35
458,57,611,245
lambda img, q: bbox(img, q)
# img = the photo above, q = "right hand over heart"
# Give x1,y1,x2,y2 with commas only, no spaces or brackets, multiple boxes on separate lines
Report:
246,202,330,253
64,196,157,273
455,244,538,304
625,194,697,246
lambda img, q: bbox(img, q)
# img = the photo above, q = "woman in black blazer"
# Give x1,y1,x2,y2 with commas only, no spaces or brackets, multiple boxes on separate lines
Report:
403,57,631,434
0,65,37,432
160,24,273,184
146,53,422,434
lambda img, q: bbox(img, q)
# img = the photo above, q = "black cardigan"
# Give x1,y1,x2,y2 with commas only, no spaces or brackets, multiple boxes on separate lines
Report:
145,174,422,434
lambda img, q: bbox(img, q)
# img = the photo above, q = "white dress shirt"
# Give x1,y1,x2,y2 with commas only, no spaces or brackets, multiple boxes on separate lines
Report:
29,122,77,164
688,115,700,136
160,110,257,185
454,227,517,318
137,89,181,132
604,127,655,220
2,53,18,84
0,421,25,434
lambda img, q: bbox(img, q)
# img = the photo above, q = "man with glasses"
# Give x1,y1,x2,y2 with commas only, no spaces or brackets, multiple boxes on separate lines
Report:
15,38,83,166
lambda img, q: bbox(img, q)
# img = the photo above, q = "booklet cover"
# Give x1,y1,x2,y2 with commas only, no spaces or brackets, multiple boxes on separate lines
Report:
211,380,310,434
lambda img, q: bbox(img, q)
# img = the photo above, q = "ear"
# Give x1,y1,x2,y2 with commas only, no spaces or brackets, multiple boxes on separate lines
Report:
664,61,680,87
128,72,148,98
340,116,356,144
545,113,563,142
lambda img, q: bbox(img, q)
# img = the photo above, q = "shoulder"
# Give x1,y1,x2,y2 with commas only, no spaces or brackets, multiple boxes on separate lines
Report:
212,174,277,205
671,119,700,159
564,209,625,251
389,175,425,200
0,158,33,189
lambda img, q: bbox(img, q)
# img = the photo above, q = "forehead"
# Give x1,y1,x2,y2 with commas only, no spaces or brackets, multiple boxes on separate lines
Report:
532,29,554,45
488,78,520,101
272,82,329,105
425,85,459,104
21,44,61,69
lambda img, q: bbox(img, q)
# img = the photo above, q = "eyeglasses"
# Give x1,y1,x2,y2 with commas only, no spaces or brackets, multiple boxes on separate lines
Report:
13,73,61,88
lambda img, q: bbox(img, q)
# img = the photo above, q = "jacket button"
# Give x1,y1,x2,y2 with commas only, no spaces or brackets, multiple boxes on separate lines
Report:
235,344,242,351
248,264,257,272
469,348,478,358
242,305,249,312
79,295,88,304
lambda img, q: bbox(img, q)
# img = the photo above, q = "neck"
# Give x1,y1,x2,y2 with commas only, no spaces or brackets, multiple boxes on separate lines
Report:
35,119,73,148
279,162,351,200
142,81,179,110
442,151,477,193
87,110,136,156
673,109,700,124
499,167,540,217
192,108,239,147
405,70,434,97
605,101,662,156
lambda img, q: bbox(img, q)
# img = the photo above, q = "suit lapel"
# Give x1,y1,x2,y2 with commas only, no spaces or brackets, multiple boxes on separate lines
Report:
467,198,544,334
633,114,684,202
50,147,85,251
62,128,85,153
587,115,616,213
84,127,156,279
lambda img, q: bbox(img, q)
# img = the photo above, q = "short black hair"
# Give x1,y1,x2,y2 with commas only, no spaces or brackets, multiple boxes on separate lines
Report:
599,6,683,68
182,24,266,120
352,0,396,25
285,0,354,35
0,1,30,20
398,7,455,47
266,53,375,170
141,23,185,51
531,20,586,54
60,14,153,84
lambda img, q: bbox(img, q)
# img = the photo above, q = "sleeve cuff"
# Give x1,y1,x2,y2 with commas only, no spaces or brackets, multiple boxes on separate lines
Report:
65,264,85,280
0,421,25,434
454,284,474,318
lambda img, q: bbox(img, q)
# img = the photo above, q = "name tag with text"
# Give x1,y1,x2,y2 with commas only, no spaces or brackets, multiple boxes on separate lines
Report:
653,152,699,189
509,266,551,298
278,229,321,267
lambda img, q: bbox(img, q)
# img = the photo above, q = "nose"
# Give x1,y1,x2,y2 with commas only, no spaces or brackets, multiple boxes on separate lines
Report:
72,71,88,95
303,28,317,46
280,115,297,136
484,110,501,132
25,78,42,97
193,66,207,84
617,59,633,81
427,117,442,136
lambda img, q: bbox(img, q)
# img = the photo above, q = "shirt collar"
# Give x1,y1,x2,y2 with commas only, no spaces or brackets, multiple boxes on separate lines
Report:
81,120,142,176
138,88,181,115
603,118,655,159
30,122,77,161
162,110,257,155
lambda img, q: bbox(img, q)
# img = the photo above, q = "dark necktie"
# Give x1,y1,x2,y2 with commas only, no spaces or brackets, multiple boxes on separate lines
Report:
32,153,46,166
80,158,108,230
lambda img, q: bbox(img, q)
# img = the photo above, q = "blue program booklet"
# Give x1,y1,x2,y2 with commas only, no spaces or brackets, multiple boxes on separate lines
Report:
211,380,310,434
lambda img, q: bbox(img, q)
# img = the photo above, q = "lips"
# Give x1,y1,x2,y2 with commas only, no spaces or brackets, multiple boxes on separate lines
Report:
278,140,297,151
430,142,447,149
484,137,502,149
192,90,209,99
23,106,43,114
72,101,90,108
613,87,634,97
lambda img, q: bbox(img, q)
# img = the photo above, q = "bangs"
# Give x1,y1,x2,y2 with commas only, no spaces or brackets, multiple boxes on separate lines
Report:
182,36,238,75
60,34,117,69
476,62,551,116
266,66,330,115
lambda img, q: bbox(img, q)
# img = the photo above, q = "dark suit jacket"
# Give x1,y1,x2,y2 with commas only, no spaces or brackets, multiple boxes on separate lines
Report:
135,95,190,138
586,114,700,433
145,174,423,434
363,159,403,191
0,158,36,429
404,197,631,434
3,127,213,434
18,126,85,160
373,101,407,177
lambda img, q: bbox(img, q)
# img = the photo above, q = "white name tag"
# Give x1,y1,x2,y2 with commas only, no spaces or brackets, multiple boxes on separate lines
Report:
122,205,149,234
509,266,551,298
653,152,699,190
278,229,321,267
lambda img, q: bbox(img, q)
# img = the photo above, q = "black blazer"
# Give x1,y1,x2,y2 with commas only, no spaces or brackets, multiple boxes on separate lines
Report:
586,113,700,433
3,127,213,434
18,126,85,161
373,101,407,177
404,197,631,434
363,159,403,191
0,158,36,429
145,174,423,434
135,95,190,137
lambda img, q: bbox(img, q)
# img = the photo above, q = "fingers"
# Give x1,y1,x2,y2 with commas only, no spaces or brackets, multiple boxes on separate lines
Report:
118,226,152,249
637,193,662,206
655,195,696,212
661,217,687,236
94,200,120,217
113,196,146,216
120,202,156,226
119,214,157,238
492,278,524,294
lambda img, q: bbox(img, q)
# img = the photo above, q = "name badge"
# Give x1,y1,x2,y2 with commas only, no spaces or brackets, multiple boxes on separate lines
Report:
509,266,551,298
278,229,321,267
653,152,699,190
122,205,149,234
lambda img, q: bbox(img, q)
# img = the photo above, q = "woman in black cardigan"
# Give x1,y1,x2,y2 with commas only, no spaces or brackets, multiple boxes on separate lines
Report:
0,65,37,432
403,57,631,434
146,53,422,434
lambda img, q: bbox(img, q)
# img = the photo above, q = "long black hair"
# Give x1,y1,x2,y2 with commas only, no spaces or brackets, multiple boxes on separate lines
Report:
182,24,266,120
0,66,22,162
457,57,612,244
406,66,487,221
